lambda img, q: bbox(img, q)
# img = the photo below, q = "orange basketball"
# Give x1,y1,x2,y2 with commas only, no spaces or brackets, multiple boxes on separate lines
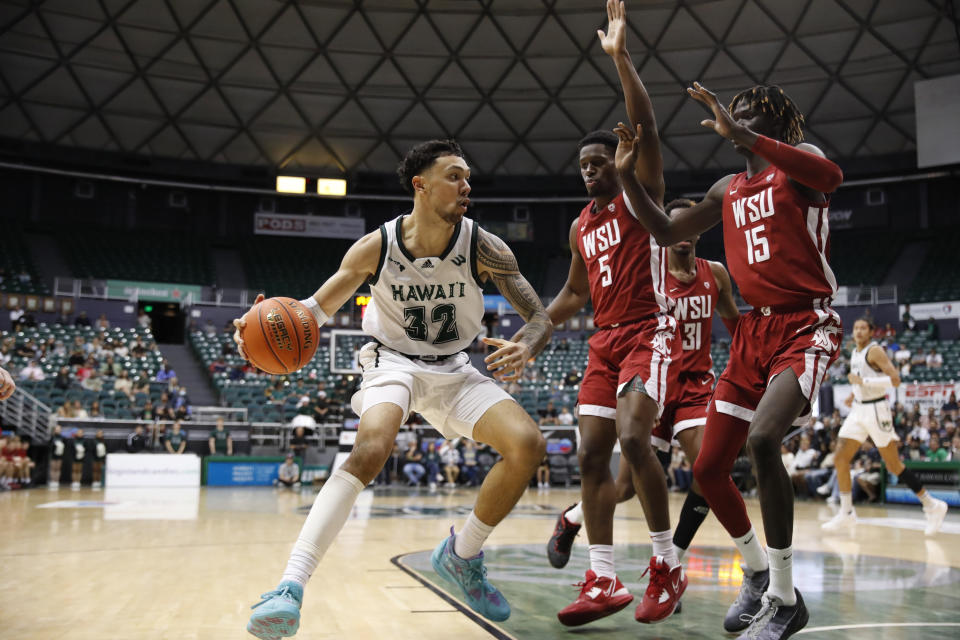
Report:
240,297,319,375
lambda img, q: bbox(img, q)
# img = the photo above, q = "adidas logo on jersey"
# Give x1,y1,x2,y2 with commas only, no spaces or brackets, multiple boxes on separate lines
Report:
421,259,434,269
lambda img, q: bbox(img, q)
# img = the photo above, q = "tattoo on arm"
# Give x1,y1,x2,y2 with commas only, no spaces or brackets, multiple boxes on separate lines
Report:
477,231,553,357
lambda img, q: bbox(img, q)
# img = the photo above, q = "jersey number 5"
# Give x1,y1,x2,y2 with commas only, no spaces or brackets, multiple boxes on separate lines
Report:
404,304,460,345
598,254,613,287
745,225,770,265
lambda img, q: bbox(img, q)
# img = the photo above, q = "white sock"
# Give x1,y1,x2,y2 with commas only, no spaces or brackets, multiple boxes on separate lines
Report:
839,491,853,514
650,529,679,569
766,546,797,605
281,469,365,587
588,544,615,579
675,545,687,563
917,489,935,509
565,502,584,525
733,527,769,573
454,511,495,559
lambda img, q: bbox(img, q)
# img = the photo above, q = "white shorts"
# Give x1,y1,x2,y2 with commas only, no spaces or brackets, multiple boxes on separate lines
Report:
838,400,898,448
350,343,514,440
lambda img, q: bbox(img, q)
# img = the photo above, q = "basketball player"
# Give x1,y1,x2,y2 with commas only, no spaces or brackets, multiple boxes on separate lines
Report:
544,1,692,626
823,317,947,533
547,198,740,624
236,139,552,639
615,81,845,639
0,365,14,401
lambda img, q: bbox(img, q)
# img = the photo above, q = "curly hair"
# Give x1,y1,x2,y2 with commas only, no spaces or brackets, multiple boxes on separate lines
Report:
729,85,805,146
665,198,696,215
396,139,464,194
577,130,619,154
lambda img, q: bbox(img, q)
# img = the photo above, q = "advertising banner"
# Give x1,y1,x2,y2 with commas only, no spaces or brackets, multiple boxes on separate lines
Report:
254,213,365,239
900,301,960,320
106,279,202,302
105,453,201,488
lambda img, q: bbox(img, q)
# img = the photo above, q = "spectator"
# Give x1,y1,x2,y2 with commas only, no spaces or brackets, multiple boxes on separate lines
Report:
19,360,45,381
536,451,551,489
440,440,460,487
920,407,937,430
71,429,87,489
137,310,152,330
461,440,480,487
926,433,949,462
557,405,575,426
126,424,147,453
908,420,931,445
92,430,107,488
902,305,915,332
950,434,960,461
67,346,86,367
9,305,24,331
290,426,310,461
376,441,401,486
130,338,148,358
87,400,103,419
48,425,66,486
209,357,228,374
132,371,151,396
424,441,442,490
883,323,896,339
941,392,959,421
809,440,837,497
156,361,177,383
401,440,424,486
780,444,795,472
16,339,37,359
81,370,104,392
173,385,192,414
905,435,926,461
138,400,158,422
209,418,233,456
856,445,884,502
74,310,92,327
789,435,820,496
668,445,692,492
114,370,133,400
113,339,129,359
276,453,300,488
538,400,559,425
165,421,188,454
925,348,944,369
53,366,72,391
564,369,582,387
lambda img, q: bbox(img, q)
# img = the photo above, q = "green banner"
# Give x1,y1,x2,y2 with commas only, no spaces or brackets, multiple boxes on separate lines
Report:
106,279,202,302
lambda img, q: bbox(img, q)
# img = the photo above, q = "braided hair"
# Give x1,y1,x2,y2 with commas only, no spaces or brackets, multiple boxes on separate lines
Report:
728,85,805,146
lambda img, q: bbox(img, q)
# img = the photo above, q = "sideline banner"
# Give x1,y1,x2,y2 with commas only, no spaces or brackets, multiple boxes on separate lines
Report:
105,453,201,488
254,213,365,239
899,301,960,320
106,279,202,302
832,382,957,417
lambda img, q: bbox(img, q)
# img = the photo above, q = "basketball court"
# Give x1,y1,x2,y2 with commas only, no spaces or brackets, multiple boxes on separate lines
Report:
3,486,958,639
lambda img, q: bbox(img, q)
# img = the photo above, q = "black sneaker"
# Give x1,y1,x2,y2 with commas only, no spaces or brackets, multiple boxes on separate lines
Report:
546,504,581,569
724,566,770,632
735,589,808,640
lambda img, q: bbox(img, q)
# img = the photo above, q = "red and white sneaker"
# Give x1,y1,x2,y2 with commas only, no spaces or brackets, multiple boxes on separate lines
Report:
557,570,634,627
634,556,687,624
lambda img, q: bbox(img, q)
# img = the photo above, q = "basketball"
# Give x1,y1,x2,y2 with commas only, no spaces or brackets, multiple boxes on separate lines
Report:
240,297,319,375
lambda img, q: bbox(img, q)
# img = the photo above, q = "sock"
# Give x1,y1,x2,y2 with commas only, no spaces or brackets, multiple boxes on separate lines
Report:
650,529,679,568
454,511,495,559
839,491,853,514
675,545,687,562
589,544,615,579
673,492,710,557
766,546,797,606
733,527,769,573
916,488,936,509
281,468,365,587
565,502,584,525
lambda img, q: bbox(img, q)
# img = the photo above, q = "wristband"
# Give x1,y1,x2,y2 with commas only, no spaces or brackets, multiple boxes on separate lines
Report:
861,375,892,388
299,297,329,326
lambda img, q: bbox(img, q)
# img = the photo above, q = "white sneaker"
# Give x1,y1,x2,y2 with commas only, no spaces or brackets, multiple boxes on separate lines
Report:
92,481,102,490
923,498,948,536
822,508,856,531
70,481,80,490
816,483,832,496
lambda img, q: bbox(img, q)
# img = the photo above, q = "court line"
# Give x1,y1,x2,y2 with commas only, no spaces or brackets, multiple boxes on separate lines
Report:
391,553,516,640
798,622,960,633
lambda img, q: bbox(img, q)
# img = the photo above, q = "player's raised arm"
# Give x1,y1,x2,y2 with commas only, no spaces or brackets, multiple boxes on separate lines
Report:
613,122,726,246
598,0,664,205
545,219,591,325
708,260,741,336
232,231,382,360
475,228,553,381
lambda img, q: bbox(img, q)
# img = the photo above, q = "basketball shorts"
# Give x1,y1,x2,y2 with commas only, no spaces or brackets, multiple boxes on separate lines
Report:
839,399,897,448
712,304,842,426
350,342,513,440
651,370,714,452
577,315,676,421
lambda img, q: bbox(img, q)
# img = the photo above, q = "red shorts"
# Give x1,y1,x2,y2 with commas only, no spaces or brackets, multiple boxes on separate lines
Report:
712,305,842,425
577,316,676,421
651,370,714,451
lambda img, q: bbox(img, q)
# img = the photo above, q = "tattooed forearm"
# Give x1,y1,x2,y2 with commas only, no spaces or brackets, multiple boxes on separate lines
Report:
477,228,552,356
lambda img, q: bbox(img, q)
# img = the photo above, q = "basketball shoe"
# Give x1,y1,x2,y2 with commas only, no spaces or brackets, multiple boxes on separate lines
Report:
723,566,770,632
557,570,633,626
546,504,581,569
923,497,948,535
634,556,686,623
735,588,808,640
431,527,511,621
821,507,856,531
246,580,302,639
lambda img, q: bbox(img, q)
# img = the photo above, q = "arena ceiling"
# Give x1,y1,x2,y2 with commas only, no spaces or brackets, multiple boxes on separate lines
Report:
0,0,958,179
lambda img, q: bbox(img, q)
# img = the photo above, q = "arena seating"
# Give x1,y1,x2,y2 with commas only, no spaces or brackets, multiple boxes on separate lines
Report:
905,230,960,303
3,324,166,418
59,230,214,285
241,236,352,300
830,231,903,287
0,230,49,296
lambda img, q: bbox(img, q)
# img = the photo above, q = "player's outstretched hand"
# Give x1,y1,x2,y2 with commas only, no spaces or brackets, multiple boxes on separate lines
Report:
232,293,265,362
0,366,15,401
482,337,532,382
597,0,627,58
613,121,643,175
687,81,745,142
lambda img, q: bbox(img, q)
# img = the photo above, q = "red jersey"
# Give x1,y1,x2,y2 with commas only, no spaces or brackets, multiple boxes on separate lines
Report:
666,257,717,376
722,165,837,309
577,191,669,327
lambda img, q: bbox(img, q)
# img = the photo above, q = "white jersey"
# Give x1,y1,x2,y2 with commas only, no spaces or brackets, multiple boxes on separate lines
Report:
850,340,886,402
362,214,485,357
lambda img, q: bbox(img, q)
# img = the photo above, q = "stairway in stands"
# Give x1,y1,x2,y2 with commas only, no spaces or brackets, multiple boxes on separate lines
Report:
160,343,218,407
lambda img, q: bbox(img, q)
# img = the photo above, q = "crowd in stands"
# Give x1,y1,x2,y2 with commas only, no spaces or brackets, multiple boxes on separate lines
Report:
373,426,499,492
